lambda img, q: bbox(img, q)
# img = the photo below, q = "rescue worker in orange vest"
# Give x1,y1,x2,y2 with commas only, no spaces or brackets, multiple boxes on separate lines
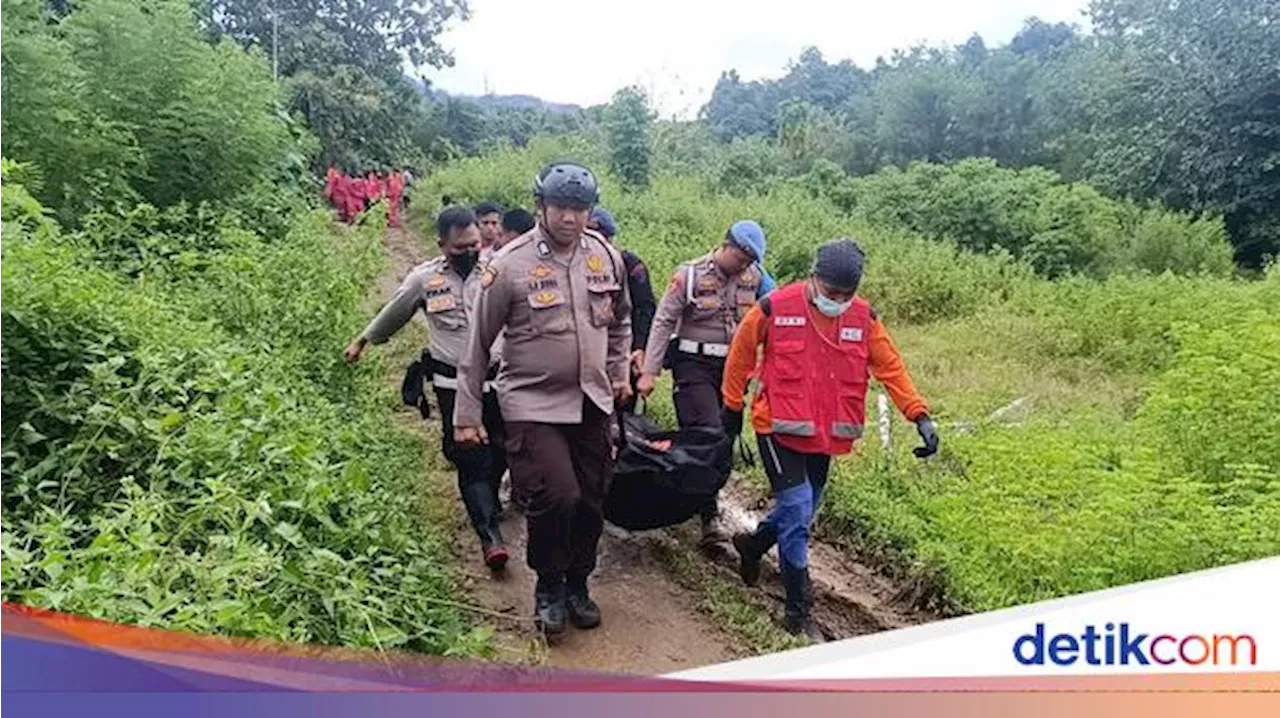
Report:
721,238,940,641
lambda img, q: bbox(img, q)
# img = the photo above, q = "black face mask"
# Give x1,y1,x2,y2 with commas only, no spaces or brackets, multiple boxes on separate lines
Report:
451,250,480,278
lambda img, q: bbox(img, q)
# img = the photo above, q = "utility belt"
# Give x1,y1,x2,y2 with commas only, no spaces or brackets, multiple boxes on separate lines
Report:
427,354,496,393
662,334,730,369
675,338,730,358
670,335,732,358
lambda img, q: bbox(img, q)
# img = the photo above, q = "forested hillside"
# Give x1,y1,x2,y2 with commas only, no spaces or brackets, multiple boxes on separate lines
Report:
701,3,1280,267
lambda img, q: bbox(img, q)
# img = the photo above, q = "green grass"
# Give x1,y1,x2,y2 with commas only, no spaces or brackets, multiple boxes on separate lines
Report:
816,294,1280,613
654,535,808,656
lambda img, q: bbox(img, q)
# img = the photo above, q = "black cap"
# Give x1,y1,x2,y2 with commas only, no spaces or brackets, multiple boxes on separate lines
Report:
812,238,866,291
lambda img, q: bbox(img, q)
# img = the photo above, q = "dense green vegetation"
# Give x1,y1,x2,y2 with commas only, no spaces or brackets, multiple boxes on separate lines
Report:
2,0,485,653
2,172,486,652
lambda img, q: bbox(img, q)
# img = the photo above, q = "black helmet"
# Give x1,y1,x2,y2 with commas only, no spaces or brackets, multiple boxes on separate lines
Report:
533,162,599,208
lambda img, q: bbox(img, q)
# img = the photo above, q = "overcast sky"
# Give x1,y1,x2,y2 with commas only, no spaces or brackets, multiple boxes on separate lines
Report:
418,0,1091,119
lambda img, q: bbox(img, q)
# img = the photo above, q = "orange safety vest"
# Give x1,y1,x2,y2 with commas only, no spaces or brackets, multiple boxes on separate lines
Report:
759,281,872,456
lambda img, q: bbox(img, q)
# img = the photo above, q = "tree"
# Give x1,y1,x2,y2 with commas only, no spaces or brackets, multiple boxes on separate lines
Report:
1,0,140,218
1009,18,1079,60
2,0,298,219
701,49,865,142
1075,0,1280,265
202,0,468,75
605,86,654,188
701,70,777,141
202,0,470,170
776,100,849,174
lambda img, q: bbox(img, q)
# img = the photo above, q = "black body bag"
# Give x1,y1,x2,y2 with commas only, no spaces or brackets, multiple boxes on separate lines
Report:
604,412,731,531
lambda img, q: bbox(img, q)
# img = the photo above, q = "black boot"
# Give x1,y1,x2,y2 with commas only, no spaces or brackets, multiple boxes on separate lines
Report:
460,473,506,569
534,574,568,641
780,562,824,643
699,495,727,546
731,523,777,587
565,574,602,629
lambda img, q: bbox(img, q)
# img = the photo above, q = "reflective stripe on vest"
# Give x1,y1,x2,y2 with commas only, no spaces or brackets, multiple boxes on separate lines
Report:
773,419,817,436
831,422,863,439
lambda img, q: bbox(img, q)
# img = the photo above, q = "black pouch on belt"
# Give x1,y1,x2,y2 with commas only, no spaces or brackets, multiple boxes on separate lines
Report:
401,349,432,419
662,336,678,370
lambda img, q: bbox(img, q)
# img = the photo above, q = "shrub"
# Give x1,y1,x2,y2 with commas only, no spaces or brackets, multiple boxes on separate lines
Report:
802,158,1234,279
1,180,485,654
1,0,303,221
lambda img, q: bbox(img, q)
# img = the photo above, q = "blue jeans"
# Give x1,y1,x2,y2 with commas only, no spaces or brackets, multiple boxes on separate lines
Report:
754,434,831,570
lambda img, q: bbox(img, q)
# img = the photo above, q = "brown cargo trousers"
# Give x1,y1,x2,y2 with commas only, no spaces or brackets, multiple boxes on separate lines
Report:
504,398,613,581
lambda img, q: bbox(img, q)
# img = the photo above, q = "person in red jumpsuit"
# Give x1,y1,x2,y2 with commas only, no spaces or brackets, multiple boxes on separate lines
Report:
386,171,405,227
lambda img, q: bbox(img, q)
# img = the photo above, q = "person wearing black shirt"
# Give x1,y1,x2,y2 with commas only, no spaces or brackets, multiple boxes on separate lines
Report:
588,207,655,414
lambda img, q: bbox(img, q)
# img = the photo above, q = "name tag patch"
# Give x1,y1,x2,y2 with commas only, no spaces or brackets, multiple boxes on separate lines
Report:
841,327,864,342
426,294,457,313
775,316,806,327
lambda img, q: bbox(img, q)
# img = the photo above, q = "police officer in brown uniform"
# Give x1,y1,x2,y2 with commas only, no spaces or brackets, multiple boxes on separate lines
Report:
454,162,632,642
636,221,769,543
344,206,509,571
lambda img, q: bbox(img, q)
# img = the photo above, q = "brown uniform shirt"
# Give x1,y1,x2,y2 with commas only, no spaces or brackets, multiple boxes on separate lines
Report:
359,256,478,368
640,252,762,376
462,262,504,367
455,226,632,426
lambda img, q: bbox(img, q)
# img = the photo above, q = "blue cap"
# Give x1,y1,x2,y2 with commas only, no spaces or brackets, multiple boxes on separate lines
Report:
727,220,766,261
589,207,617,238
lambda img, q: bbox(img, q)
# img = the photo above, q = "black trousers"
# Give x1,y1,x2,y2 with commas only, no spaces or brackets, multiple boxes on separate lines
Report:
504,399,613,583
435,384,507,551
672,352,726,520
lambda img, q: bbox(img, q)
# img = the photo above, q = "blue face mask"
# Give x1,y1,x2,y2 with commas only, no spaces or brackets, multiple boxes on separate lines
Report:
811,283,853,317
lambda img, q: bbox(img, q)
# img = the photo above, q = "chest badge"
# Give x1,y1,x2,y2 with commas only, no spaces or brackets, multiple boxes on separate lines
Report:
530,264,553,280
775,316,806,327
530,289,564,308
586,254,605,273
840,327,864,342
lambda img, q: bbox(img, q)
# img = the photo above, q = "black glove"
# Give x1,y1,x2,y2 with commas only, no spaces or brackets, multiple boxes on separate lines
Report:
721,407,744,439
913,415,940,458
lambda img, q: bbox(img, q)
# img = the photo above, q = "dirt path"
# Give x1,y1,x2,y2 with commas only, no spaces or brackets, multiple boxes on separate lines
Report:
714,482,937,638
373,226,939,674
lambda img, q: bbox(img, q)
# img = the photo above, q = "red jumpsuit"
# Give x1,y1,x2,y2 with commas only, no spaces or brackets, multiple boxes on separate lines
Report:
386,171,405,227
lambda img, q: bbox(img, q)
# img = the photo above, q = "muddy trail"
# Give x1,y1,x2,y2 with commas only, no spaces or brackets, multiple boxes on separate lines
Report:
374,227,939,674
